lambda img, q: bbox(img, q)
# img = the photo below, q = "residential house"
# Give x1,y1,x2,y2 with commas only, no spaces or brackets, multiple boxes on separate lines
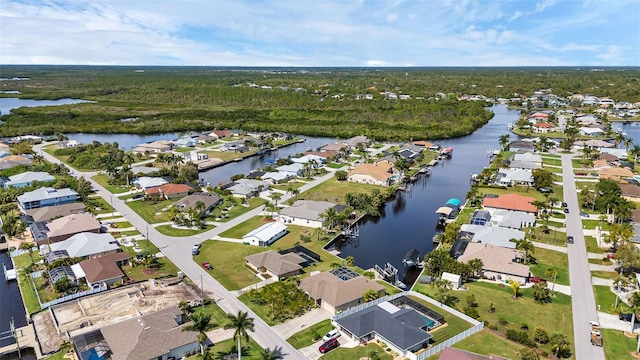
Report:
279,200,342,228
79,252,131,287
145,183,192,200
244,250,306,279
48,233,120,260
72,306,198,360
132,140,173,155
227,179,269,198
600,148,628,159
299,268,384,313
620,184,640,203
174,137,197,148
599,153,620,164
182,151,208,162
512,153,542,166
631,209,640,243
17,187,78,211
242,221,288,247
23,203,86,223
482,194,537,214
533,122,554,133
276,163,304,176
2,171,54,188
343,135,371,149
488,210,536,229
579,127,605,137
262,172,293,184
209,130,233,139
173,193,222,215
57,140,80,149
333,301,434,357
573,139,614,150
194,135,215,144
508,140,535,152
38,213,101,246
133,177,168,189
347,160,397,187
598,167,634,182
219,142,247,152
320,143,347,153
457,243,529,284
412,140,434,149
508,160,541,171
495,168,534,186
459,224,524,249
291,154,326,166
0,155,33,170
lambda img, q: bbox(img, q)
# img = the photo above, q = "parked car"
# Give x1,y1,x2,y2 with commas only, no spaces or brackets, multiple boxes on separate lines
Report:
192,243,201,256
538,187,552,193
319,338,340,354
563,207,569,213
607,253,616,259
132,194,143,200
201,262,212,270
619,313,636,322
529,276,547,284
580,211,589,218
562,202,568,208
567,236,574,244
323,329,341,342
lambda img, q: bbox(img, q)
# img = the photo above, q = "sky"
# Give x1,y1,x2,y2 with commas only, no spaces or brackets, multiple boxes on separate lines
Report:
1,0,639,67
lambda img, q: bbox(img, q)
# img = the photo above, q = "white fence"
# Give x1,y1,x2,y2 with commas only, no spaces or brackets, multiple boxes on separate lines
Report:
413,323,484,359
38,284,107,309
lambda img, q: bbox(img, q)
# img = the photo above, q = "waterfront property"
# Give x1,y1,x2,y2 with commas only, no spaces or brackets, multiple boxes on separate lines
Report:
144,183,192,200
23,202,87,223
299,267,385,313
47,233,121,260
1,171,54,188
17,187,78,211
173,192,222,215
226,178,269,198
457,243,530,284
482,193,537,214
0,154,33,170
72,306,198,360
242,221,288,246
458,224,524,249
132,140,174,155
244,250,306,279
278,200,342,228
79,252,131,288
347,159,398,187
31,213,101,247
132,176,168,189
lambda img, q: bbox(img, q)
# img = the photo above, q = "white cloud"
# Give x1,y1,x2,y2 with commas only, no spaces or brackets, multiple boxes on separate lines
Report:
535,0,557,12
508,11,523,22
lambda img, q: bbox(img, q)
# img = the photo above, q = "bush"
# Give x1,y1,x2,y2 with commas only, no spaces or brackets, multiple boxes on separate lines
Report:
498,316,508,325
533,326,549,344
520,323,529,331
506,329,536,348
463,306,480,319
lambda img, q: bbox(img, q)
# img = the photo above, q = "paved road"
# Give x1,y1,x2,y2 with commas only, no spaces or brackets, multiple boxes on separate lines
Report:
34,142,308,359
561,154,605,360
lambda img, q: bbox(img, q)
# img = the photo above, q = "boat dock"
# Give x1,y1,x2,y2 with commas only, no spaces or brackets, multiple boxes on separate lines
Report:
0,321,42,359
2,264,16,281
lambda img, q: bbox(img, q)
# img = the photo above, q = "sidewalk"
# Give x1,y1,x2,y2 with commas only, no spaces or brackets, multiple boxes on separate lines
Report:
271,308,332,339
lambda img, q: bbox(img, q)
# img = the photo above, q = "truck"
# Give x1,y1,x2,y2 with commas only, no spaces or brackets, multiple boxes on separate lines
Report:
589,321,603,347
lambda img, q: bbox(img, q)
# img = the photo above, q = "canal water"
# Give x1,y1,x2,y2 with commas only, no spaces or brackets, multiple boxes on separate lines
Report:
333,104,520,284
0,97,92,116
0,252,27,348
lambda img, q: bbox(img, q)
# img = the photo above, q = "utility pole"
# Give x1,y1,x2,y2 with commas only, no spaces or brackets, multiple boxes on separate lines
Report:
200,275,204,301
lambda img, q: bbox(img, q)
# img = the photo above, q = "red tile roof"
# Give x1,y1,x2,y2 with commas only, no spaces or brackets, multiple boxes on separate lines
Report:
145,183,191,195
534,122,553,128
482,193,537,213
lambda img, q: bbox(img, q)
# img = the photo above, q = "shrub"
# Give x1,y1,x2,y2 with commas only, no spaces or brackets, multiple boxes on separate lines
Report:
463,306,480,319
506,329,536,348
533,326,549,344
498,316,508,325
520,323,529,331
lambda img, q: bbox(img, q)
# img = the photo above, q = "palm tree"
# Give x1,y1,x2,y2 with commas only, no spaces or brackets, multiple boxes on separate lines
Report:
432,278,452,304
258,347,283,360
224,311,255,360
363,289,379,302
195,200,206,216
544,268,559,292
629,292,640,334
19,242,35,264
515,239,535,264
468,258,483,278
549,333,569,358
182,312,216,355
271,192,282,207
509,279,522,299
499,134,510,151
629,145,640,164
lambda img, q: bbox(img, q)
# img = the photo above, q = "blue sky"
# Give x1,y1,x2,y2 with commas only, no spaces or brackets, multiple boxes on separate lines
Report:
1,0,639,66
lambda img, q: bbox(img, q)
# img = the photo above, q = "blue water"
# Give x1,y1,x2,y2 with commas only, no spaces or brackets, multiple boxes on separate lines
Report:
0,97,92,116
0,252,27,347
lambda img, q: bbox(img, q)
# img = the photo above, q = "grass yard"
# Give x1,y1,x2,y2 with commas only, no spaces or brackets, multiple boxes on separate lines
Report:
201,150,248,161
271,180,308,193
528,226,567,247
155,224,214,237
326,162,345,169
319,343,392,360
602,329,637,360
477,186,558,203
594,285,631,315
12,252,41,269
413,281,574,357
185,337,262,360
121,239,160,255
237,292,279,326
218,216,266,239
583,219,611,231
86,196,114,215
298,177,384,205
91,174,132,194
586,236,604,254
217,197,266,222
425,330,525,360
377,280,402,295
121,254,181,282
18,271,42,314
529,247,570,285
287,319,333,349
126,198,173,223
592,271,621,280
191,302,229,330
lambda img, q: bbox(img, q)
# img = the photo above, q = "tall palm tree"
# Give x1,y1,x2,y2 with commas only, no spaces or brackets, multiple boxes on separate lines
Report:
19,241,35,264
224,311,256,360
258,347,283,360
271,192,282,207
515,239,535,264
544,268,559,292
499,134,510,151
182,312,216,355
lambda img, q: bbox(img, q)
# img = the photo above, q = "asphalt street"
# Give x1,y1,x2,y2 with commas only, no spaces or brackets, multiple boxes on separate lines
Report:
562,154,605,360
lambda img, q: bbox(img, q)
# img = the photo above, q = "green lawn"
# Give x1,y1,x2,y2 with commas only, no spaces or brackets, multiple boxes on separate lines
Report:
186,337,262,360
287,319,333,349
42,349,69,360
586,236,604,254
529,247,570,285
377,280,402,295
425,330,525,360
298,177,384,205
119,245,181,282
217,197,266,222
91,174,133,194
592,271,621,280
126,198,173,223
86,196,114,215
320,343,392,360
583,219,611,231
602,329,637,360
13,252,41,269
271,180,308,193
477,185,563,203
413,281,574,357
528,226,567,247
218,216,266,239
18,271,42,314
191,302,229,329
326,162,345,169
155,224,214,237
594,285,631,315
201,150,248,161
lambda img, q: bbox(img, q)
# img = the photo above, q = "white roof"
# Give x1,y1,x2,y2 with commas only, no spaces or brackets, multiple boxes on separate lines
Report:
512,153,542,163
276,163,304,173
262,172,291,181
579,127,604,135
377,301,401,314
49,233,119,258
497,168,533,183
291,154,325,164
71,263,86,279
490,210,536,229
17,187,78,203
5,171,54,186
133,177,168,189
243,221,287,242
470,227,524,249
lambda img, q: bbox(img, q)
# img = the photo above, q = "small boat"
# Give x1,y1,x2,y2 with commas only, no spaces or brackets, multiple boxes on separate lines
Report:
402,249,421,268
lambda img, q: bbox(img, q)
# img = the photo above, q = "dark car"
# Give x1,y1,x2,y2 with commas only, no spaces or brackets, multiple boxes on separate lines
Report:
538,187,552,193
562,202,568,208
567,236,574,244
319,338,340,354
201,262,212,270
619,313,638,322
563,207,569,213
132,194,143,200
580,211,589,218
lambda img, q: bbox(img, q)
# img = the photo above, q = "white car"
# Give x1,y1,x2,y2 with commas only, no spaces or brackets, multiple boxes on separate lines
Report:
323,329,341,342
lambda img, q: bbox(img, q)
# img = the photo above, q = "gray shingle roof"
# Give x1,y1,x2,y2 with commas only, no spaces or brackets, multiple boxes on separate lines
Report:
49,233,119,258
279,200,337,221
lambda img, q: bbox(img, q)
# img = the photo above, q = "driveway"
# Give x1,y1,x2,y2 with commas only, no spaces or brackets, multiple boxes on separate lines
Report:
561,154,605,360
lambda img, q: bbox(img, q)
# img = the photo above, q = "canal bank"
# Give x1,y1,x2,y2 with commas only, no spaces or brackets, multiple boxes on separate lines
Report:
0,252,27,348
333,104,521,285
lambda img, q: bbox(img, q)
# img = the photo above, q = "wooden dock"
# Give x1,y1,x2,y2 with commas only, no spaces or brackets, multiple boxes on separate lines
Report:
0,323,42,359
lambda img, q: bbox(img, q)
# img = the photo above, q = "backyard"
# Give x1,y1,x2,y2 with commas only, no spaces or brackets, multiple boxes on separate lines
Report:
293,177,385,205
425,330,524,360
529,247,570,285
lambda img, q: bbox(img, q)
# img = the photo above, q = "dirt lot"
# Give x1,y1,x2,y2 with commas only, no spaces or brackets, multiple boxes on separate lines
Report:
33,280,201,354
